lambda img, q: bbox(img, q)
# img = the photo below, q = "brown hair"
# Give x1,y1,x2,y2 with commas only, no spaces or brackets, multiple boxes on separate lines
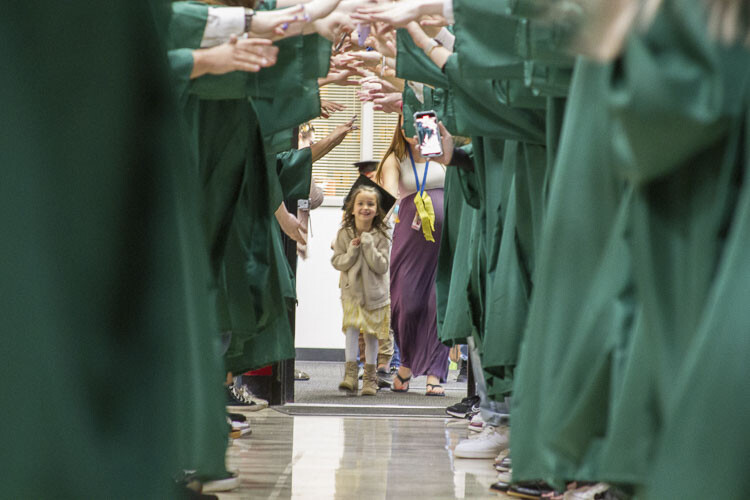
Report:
375,115,409,185
342,186,391,238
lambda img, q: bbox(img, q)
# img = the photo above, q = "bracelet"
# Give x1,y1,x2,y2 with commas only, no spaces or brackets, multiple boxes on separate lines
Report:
424,39,439,57
244,8,254,33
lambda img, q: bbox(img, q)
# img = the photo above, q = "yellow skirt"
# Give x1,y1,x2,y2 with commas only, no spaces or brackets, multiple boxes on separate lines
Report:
341,299,391,340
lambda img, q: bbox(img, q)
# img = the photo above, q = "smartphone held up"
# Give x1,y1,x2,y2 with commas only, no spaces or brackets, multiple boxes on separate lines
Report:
297,199,310,259
413,111,443,158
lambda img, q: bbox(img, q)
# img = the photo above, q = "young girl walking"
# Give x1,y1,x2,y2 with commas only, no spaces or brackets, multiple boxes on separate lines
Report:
332,185,392,396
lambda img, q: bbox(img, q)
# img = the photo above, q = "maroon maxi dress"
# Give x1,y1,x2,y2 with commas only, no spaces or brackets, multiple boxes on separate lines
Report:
390,186,450,382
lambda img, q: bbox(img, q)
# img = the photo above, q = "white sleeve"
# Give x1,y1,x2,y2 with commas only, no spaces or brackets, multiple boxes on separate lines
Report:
200,7,246,48
407,81,425,104
442,0,455,24
434,28,455,52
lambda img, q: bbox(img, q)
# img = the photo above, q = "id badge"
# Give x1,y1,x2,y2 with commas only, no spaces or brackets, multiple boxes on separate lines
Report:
411,212,422,231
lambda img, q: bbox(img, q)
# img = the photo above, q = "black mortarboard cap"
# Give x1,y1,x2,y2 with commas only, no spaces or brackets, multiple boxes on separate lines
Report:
354,160,379,174
343,174,397,214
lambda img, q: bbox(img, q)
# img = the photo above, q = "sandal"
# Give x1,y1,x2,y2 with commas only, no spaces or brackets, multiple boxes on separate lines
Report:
425,383,445,397
391,372,411,392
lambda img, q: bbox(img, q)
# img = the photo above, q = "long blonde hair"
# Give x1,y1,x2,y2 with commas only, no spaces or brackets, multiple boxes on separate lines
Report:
375,115,409,185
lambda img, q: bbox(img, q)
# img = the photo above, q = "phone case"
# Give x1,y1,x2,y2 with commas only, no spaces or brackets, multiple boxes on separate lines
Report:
413,110,443,158
296,199,310,259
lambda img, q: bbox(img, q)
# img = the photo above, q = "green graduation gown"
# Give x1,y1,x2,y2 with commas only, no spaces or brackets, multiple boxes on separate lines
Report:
1,1,228,496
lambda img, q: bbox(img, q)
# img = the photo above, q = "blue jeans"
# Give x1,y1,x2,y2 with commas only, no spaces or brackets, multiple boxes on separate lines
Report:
467,337,510,427
390,335,401,369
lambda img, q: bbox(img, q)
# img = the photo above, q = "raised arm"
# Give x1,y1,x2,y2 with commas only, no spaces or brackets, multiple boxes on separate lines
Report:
331,228,360,271
359,232,389,274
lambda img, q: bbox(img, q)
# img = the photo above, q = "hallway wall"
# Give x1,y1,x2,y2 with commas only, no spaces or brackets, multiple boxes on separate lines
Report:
295,199,347,351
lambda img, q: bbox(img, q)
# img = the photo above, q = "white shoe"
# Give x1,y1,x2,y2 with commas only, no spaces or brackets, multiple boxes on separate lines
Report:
496,471,512,483
468,413,485,433
563,483,610,499
228,418,252,437
454,425,509,459
201,472,240,493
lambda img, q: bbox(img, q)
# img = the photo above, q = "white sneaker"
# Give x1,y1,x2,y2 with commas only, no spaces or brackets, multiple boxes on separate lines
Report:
454,425,509,459
563,483,611,499
228,418,252,437
468,413,485,433
201,472,240,493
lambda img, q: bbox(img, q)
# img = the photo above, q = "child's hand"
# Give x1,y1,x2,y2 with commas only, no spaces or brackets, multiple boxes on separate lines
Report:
351,237,361,247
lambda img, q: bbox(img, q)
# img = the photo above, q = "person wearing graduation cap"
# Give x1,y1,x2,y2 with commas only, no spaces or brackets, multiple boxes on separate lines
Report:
333,175,397,395
352,161,399,385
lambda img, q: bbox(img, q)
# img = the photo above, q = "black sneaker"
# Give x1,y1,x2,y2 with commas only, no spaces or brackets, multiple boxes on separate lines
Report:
446,394,481,419
376,368,392,389
228,412,246,423
456,359,468,383
226,386,258,409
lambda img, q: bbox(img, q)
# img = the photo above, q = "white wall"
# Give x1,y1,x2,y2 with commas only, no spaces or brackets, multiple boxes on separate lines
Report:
296,102,377,350
295,198,347,349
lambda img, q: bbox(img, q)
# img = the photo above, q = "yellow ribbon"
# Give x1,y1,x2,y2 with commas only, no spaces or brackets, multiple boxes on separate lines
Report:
413,191,436,242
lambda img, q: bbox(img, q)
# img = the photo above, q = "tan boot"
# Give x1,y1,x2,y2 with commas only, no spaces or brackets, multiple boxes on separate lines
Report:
339,361,358,393
361,364,378,396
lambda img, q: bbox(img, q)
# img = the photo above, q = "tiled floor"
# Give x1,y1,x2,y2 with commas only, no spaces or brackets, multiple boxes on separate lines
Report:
219,409,508,499
293,360,468,409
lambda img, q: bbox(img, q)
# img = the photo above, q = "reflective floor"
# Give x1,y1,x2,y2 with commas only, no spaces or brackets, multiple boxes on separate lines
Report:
218,409,509,499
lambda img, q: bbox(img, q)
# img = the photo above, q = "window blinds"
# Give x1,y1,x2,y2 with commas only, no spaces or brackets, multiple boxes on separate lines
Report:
311,84,399,197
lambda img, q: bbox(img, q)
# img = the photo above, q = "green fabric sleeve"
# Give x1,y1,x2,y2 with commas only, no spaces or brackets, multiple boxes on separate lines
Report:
302,34,332,79
401,85,420,138
523,62,573,98
395,29,450,88
257,0,277,10
432,86,458,135
254,82,320,137
608,3,750,183
518,21,574,68
452,0,524,80
167,48,195,106
265,151,285,212
444,55,546,142
246,36,305,99
456,143,481,209
501,78,548,109
401,85,457,137
167,1,208,50
277,148,313,202
264,129,295,156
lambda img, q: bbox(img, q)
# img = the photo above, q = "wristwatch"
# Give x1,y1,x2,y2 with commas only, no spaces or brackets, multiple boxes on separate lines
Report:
244,8,254,33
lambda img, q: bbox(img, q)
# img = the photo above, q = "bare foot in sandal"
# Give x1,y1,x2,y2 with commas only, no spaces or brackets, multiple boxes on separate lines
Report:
426,375,445,396
391,367,412,392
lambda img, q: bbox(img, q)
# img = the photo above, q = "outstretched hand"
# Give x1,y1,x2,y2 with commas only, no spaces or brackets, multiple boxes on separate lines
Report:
191,37,277,77
320,99,346,118
373,92,402,113
352,0,436,27
320,67,359,86
250,5,307,38
314,12,356,41
332,117,358,144
275,204,307,245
